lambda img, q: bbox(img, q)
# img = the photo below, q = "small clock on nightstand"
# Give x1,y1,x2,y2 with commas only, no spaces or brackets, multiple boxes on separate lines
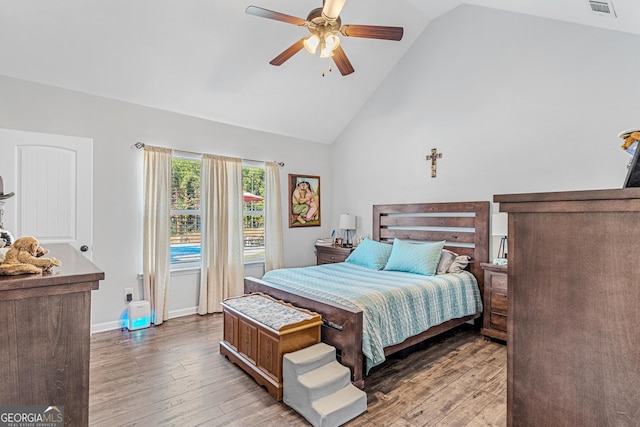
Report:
314,244,353,265
480,262,508,342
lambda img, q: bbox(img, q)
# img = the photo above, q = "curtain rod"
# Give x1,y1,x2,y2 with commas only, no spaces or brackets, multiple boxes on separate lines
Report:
132,142,284,168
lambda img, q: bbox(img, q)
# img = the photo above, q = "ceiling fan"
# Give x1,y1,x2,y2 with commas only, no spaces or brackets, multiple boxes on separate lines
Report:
246,0,403,76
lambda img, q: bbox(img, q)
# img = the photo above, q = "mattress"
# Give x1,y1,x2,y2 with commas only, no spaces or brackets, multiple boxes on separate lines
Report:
261,262,483,372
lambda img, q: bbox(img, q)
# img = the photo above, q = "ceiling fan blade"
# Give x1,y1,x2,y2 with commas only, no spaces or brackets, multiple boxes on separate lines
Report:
245,6,307,26
340,24,404,41
332,45,354,76
269,38,306,66
322,0,346,21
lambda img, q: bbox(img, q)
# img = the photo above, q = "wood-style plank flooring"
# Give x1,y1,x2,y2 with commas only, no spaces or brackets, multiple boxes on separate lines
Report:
89,314,506,426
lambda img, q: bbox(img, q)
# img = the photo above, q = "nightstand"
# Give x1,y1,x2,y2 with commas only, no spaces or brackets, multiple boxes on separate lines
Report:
480,262,508,342
315,244,353,265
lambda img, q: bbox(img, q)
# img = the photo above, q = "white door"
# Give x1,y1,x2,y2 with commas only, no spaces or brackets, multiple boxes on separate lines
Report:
0,128,93,259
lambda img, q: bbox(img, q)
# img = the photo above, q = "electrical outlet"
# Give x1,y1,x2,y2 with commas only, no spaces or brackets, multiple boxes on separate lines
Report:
124,287,134,303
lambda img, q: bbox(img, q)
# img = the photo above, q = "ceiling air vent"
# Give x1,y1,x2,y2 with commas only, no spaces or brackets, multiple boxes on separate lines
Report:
587,0,617,17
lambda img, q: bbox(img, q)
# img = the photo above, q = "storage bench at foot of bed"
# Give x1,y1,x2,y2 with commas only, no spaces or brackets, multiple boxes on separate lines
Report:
220,293,322,400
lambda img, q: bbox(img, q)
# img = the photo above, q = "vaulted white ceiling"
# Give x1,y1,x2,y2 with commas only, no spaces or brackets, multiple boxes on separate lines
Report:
0,0,637,144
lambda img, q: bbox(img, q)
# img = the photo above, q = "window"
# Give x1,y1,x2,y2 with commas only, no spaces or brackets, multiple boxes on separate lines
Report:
169,155,265,268
243,162,265,262
170,155,201,267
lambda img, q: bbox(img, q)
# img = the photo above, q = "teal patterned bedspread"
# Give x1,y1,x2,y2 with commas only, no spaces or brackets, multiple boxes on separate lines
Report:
261,263,483,372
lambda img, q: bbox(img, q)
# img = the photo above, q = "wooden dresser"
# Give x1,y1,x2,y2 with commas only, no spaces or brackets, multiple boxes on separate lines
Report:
495,188,640,427
480,263,508,342
315,244,353,265
220,293,322,400
0,243,104,427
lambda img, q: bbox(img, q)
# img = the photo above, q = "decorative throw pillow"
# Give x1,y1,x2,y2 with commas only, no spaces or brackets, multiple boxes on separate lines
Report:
436,249,458,274
447,255,471,273
383,238,446,276
345,238,392,270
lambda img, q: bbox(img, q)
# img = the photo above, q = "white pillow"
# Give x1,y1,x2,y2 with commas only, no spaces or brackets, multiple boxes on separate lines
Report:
436,249,458,274
447,255,471,273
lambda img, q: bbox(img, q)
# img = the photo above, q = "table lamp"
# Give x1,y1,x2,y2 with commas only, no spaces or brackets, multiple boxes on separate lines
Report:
492,212,508,265
339,214,356,248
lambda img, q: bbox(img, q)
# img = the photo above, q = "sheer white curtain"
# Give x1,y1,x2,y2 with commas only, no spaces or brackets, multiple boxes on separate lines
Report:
142,145,172,325
198,154,244,314
264,161,284,271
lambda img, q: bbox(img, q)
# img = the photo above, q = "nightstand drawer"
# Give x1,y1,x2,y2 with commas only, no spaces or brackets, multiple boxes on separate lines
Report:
491,273,507,291
317,250,349,264
490,292,507,314
490,313,507,332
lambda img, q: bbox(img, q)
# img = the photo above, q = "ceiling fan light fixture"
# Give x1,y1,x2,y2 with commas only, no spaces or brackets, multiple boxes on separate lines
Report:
325,33,340,51
319,33,340,58
319,39,332,58
303,34,320,54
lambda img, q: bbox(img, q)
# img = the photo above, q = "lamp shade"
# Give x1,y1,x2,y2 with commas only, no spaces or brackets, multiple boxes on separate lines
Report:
339,214,356,230
325,34,340,51
319,39,332,58
303,35,319,54
492,213,507,237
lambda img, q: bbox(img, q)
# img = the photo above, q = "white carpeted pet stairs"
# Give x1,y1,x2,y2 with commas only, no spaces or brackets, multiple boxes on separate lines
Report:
283,342,367,427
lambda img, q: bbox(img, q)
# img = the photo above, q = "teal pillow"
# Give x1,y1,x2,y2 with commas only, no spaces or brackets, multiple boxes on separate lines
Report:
383,238,446,276
345,238,392,270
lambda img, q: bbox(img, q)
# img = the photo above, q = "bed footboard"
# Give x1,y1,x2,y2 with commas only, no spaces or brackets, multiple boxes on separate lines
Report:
244,277,365,388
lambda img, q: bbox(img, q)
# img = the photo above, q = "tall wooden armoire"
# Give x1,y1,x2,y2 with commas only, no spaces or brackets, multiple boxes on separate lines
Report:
495,188,640,427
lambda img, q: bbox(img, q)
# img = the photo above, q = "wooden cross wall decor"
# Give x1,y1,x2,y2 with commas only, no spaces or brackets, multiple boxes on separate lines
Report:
426,148,442,178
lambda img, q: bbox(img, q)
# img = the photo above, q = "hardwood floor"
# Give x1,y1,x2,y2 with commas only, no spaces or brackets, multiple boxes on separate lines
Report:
89,314,506,426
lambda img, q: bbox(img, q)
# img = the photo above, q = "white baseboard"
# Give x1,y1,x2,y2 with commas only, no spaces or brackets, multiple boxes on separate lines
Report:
168,306,199,319
91,305,199,334
91,320,123,334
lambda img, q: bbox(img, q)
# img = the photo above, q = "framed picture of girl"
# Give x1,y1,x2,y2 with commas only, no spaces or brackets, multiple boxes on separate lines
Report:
289,174,320,227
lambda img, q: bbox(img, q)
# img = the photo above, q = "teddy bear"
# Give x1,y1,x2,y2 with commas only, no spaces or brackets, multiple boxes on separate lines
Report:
620,130,640,151
0,243,8,264
0,236,62,275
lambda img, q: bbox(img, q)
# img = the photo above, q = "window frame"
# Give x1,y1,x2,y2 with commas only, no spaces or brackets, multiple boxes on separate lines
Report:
169,155,266,271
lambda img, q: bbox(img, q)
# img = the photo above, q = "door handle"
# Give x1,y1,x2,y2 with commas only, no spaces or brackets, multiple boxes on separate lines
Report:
80,245,89,252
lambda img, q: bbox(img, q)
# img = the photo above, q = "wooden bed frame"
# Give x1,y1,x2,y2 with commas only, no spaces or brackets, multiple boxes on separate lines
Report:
244,201,490,388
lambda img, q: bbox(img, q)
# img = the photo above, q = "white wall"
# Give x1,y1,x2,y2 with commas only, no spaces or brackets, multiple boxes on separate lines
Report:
0,75,333,330
330,5,640,243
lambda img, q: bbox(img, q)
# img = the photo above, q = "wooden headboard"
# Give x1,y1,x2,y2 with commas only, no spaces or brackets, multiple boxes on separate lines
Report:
372,201,490,292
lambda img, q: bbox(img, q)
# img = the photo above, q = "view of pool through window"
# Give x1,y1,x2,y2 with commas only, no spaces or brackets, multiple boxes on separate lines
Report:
170,244,201,265
170,240,265,266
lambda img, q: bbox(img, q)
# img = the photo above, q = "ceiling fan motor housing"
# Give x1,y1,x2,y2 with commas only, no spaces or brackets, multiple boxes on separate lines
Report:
306,8,341,37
